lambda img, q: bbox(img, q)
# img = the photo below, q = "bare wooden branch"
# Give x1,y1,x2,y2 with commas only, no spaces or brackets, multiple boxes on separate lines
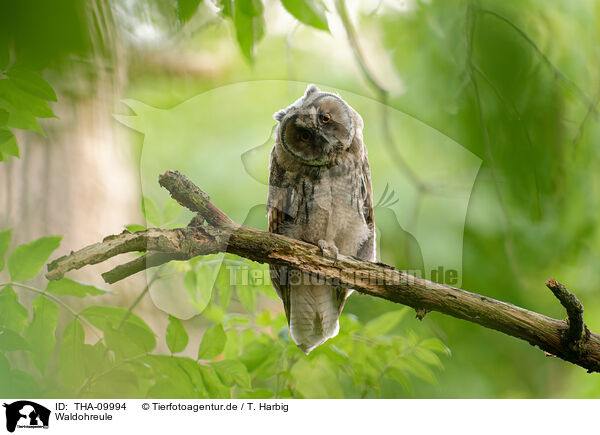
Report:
46,170,600,373
158,170,232,227
545,278,587,345
46,226,224,281
102,252,186,284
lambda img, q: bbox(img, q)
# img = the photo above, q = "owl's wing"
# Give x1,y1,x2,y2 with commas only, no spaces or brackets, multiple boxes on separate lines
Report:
357,155,376,261
267,160,296,321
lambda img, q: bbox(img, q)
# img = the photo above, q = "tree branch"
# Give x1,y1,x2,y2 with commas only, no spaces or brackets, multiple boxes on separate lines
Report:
101,252,187,284
545,278,587,346
46,170,600,373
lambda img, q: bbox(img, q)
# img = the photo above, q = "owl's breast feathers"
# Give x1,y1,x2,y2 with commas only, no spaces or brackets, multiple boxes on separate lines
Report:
267,144,374,251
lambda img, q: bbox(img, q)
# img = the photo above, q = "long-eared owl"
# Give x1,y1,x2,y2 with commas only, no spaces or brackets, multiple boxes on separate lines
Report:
267,84,375,354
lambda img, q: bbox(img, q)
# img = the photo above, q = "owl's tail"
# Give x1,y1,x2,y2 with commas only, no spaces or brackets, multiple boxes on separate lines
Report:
288,284,351,354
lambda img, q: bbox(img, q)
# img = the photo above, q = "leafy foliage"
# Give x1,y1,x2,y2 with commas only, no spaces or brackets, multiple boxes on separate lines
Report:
0,238,447,398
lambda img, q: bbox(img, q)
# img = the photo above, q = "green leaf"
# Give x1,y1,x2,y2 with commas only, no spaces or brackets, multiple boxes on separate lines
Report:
141,196,161,226
420,338,451,356
6,109,43,133
7,69,58,102
215,264,232,309
143,355,197,398
175,357,209,398
0,79,55,118
176,0,202,24
80,305,156,359
323,344,349,365
0,368,39,397
395,357,437,384
362,308,409,338
125,224,147,233
0,286,28,333
8,235,61,281
166,315,189,354
211,359,251,389
46,278,106,297
239,340,269,371
0,228,11,272
59,319,86,389
199,366,231,398
0,328,30,351
233,0,265,63
384,366,412,393
415,347,444,369
108,327,151,360
0,127,18,158
25,296,58,373
83,341,112,377
223,328,240,359
239,339,280,376
281,0,329,31
197,323,226,359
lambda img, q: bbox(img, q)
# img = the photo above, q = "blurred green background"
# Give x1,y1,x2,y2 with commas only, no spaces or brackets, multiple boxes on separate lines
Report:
0,0,599,398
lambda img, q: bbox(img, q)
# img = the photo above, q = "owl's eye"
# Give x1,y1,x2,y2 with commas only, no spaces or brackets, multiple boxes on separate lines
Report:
320,113,332,124
298,129,312,142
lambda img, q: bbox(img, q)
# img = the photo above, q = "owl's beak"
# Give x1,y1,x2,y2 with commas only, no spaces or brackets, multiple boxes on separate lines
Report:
318,132,330,145
316,132,333,154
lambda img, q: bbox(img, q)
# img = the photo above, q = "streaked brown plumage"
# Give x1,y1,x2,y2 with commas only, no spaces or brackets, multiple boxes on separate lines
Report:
267,84,375,353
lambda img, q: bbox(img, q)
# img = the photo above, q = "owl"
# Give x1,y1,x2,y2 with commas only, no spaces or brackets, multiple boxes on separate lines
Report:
267,84,375,354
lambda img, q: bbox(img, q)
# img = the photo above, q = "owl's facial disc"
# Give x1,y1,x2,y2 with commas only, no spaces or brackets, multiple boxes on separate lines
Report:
277,91,356,166
280,114,333,166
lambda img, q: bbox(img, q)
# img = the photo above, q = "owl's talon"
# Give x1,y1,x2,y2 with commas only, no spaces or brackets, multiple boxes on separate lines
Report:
317,240,328,256
317,240,338,264
331,246,339,265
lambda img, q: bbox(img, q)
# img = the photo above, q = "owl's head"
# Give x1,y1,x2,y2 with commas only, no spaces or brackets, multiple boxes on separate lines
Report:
273,84,362,166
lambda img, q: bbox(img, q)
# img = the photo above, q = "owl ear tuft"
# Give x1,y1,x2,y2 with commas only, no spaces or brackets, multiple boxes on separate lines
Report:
304,84,320,97
273,109,287,122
